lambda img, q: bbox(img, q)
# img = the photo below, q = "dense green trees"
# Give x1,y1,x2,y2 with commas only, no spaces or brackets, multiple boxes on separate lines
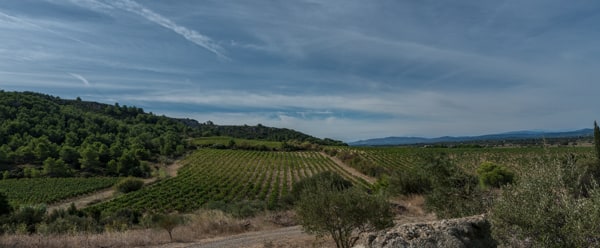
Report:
196,123,346,146
0,91,189,178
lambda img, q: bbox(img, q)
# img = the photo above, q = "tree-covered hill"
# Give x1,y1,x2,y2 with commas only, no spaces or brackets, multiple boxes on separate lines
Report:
185,120,346,146
0,90,345,178
0,91,191,178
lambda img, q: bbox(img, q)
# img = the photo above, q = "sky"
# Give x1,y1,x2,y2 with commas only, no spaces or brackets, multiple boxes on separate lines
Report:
0,0,599,142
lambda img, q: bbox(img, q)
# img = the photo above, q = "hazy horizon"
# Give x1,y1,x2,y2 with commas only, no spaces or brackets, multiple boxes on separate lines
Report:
1,1,599,141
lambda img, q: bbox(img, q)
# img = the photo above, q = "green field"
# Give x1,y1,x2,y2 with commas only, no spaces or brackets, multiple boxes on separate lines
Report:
329,146,595,176
90,149,370,214
0,177,119,206
192,136,283,150
2,146,593,214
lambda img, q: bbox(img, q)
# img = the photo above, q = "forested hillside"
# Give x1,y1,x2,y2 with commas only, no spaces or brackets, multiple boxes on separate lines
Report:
0,90,345,178
0,91,191,178
179,120,346,146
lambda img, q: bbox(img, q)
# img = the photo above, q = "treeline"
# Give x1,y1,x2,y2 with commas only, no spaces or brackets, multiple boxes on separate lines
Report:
191,121,346,146
0,91,189,178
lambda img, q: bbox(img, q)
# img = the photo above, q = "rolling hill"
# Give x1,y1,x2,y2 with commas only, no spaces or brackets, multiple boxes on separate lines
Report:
349,129,593,146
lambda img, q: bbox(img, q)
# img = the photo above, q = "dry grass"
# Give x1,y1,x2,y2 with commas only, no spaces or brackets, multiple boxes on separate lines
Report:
0,209,275,248
0,229,171,248
390,195,437,224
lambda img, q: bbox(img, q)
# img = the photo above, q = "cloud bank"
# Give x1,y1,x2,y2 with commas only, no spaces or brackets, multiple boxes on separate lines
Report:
0,0,599,141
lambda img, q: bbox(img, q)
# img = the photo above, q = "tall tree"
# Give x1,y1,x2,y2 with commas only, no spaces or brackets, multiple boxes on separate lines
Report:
595,121,600,161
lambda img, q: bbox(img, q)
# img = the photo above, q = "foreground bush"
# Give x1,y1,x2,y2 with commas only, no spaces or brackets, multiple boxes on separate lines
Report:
296,173,393,248
491,156,600,247
289,171,353,203
387,167,431,195
115,177,144,194
476,162,514,188
422,154,491,218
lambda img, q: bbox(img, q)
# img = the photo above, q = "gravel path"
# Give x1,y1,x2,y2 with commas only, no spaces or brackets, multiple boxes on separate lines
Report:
153,226,312,248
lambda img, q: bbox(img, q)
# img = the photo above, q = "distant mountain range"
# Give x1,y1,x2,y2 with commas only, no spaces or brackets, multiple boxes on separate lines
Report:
349,129,594,146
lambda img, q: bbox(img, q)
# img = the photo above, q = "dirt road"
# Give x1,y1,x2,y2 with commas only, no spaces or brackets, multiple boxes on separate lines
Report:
153,225,334,248
320,152,376,184
47,161,183,212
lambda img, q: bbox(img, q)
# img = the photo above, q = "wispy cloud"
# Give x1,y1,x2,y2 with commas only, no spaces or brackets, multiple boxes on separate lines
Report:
107,0,228,60
0,10,91,46
68,73,91,86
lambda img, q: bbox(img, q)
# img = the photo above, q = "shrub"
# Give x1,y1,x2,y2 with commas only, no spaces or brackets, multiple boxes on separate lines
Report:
101,208,141,231
0,192,11,216
423,154,493,218
491,155,600,247
476,162,515,188
296,178,393,248
387,167,431,195
115,177,144,193
289,171,352,203
144,213,186,241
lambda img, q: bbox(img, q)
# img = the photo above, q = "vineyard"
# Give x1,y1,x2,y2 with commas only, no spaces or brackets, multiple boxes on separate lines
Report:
0,177,119,206
90,149,370,214
192,136,283,150
330,146,595,175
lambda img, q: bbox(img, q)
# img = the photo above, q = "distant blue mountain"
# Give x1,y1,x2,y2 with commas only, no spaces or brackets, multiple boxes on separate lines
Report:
349,129,593,146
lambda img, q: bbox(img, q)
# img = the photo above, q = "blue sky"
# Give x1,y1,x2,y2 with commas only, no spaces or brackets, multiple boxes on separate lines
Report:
1,0,599,142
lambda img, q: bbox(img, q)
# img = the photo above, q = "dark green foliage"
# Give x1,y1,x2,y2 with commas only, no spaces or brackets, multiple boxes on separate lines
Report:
8,205,46,233
0,192,11,216
101,208,141,231
196,123,346,146
115,177,144,193
289,171,353,203
595,121,600,160
421,154,489,218
296,174,393,248
476,162,515,188
387,167,432,195
0,91,189,177
42,157,71,177
41,204,100,234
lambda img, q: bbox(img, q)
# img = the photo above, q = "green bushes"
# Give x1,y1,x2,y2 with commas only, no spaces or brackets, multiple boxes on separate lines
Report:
491,157,600,247
115,177,144,193
289,171,353,203
387,167,431,195
387,154,492,218
421,154,490,218
476,162,514,188
295,172,393,248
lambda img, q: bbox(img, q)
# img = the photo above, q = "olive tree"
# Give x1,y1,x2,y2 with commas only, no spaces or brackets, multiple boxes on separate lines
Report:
296,177,393,248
